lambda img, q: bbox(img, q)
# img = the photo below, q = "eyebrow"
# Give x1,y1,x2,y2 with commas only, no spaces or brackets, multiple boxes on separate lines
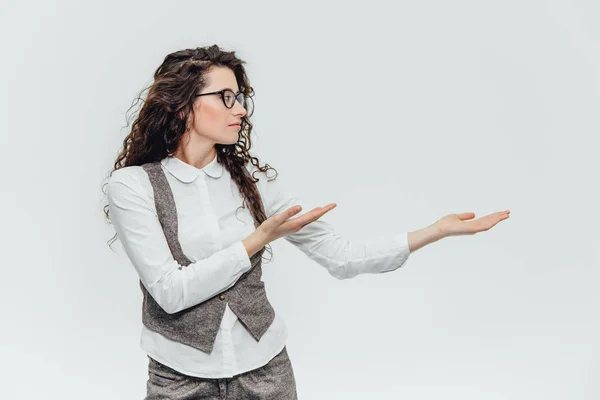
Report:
220,87,241,93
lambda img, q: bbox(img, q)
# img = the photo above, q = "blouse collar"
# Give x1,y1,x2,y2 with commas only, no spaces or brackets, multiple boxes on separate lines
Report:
160,153,223,183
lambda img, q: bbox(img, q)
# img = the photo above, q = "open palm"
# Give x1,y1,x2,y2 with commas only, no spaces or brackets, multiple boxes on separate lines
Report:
436,210,510,237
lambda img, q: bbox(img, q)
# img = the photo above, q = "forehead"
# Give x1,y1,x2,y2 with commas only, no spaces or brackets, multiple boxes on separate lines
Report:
205,66,240,92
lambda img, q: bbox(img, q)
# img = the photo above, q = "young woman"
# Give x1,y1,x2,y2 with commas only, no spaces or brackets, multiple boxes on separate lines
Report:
103,44,510,399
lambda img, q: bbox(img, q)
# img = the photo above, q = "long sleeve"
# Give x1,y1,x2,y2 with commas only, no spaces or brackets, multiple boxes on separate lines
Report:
263,173,411,280
107,176,253,314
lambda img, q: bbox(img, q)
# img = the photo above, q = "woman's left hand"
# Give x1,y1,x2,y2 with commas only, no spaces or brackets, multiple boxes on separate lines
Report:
435,210,510,237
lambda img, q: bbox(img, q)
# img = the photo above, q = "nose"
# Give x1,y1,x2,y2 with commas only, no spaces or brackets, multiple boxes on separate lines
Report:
233,100,247,117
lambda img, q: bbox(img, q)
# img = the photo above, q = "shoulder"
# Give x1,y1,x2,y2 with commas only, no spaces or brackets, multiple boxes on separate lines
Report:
244,155,279,181
244,159,262,177
244,159,283,191
108,165,147,186
107,165,154,203
244,158,294,213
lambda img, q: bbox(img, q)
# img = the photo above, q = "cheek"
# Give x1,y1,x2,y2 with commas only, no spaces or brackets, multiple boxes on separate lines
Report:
204,104,221,120
197,104,228,130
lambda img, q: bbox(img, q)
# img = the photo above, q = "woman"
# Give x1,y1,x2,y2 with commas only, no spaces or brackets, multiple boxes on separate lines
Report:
102,44,510,399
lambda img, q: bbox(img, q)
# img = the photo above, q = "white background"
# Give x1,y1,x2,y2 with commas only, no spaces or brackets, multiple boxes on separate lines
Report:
1,0,599,398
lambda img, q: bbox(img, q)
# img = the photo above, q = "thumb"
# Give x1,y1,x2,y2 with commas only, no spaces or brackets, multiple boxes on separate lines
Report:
457,212,476,220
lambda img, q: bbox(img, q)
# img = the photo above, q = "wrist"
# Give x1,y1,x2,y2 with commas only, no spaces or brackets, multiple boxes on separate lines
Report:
430,221,447,240
407,222,446,253
243,230,268,258
251,228,269,249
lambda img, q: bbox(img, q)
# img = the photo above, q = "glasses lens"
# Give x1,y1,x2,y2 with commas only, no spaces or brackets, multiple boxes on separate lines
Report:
244,95,254,116
235,92,245,108
224,90,254,115
223,90,236,108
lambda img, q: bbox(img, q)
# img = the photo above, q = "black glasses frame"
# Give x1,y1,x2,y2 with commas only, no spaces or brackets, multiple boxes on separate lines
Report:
195,89,250,110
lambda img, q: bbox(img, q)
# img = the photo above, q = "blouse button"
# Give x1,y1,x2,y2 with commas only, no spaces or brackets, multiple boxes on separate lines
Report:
219,294,226,301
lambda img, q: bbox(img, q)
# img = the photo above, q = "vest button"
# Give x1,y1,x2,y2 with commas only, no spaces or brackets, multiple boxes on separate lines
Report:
219,294,225,300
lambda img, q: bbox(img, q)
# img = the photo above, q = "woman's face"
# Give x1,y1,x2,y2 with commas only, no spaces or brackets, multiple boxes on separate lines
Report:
186,66,247,145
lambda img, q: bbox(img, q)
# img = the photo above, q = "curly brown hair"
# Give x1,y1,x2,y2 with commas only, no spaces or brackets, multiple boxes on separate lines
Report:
101,44,277,262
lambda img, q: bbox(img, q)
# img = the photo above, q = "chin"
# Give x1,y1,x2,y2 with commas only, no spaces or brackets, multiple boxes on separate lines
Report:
231,132,241,144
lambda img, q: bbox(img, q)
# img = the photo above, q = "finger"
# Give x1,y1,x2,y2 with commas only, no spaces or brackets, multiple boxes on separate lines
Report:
458,212,476,220
301,204,336,221
272,205,303,224
491,211,510,221
287,203,337,227
480,214,508,231
272,204,316,226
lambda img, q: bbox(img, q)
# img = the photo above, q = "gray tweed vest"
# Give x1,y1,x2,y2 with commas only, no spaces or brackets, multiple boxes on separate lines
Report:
138,161,276,354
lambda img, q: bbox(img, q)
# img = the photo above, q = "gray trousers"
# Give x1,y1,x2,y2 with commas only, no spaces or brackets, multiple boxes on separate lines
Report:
144,346,298,399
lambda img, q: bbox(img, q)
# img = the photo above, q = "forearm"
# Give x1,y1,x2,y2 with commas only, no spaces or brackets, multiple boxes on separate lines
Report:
407,222,445,253
242,229,269,258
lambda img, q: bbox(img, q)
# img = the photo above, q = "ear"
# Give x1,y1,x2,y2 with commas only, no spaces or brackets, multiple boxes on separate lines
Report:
178,111,184,119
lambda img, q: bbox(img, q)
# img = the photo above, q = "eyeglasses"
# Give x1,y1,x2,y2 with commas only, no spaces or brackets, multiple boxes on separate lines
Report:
195,89,254,115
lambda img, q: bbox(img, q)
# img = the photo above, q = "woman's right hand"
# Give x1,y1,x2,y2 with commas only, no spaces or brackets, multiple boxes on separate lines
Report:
257,203,337,244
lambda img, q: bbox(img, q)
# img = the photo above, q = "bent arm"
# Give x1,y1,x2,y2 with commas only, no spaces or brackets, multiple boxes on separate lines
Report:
107,178,253,314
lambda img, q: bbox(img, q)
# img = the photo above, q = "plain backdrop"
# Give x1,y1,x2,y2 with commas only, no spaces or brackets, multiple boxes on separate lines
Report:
1,0,599,398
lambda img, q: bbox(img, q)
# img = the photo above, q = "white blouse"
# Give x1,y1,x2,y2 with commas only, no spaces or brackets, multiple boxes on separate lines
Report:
106,152,411,378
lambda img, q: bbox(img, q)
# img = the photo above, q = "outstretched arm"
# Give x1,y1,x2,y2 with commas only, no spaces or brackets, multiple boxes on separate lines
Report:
249,162,511,278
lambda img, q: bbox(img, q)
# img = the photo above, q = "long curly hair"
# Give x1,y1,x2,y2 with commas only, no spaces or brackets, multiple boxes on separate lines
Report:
101,44,277,262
